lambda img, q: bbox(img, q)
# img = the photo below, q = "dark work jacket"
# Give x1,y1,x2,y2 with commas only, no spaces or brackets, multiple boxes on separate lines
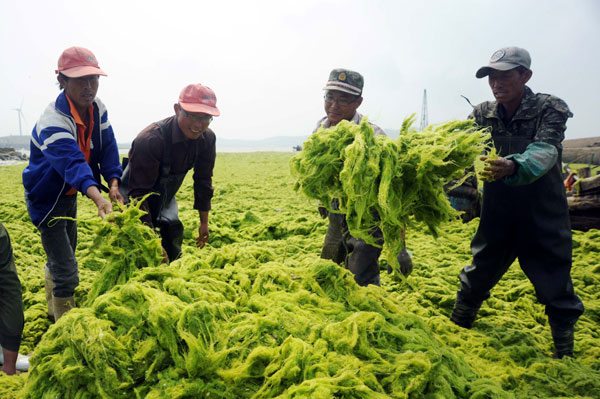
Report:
470,86,573,256
125,116,216,227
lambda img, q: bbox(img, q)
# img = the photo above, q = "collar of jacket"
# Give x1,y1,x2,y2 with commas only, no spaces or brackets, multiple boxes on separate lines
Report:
170,116,187,144
482,86,541,121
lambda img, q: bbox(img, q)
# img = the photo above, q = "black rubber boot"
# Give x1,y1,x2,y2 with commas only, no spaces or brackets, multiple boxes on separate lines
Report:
450,301,481,329
551,326,574,359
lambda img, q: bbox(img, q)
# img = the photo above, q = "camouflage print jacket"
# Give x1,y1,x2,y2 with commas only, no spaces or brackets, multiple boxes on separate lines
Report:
470,86,573,186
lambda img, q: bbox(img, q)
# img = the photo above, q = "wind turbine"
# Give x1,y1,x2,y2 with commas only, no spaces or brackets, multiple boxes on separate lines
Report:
12,99,25,136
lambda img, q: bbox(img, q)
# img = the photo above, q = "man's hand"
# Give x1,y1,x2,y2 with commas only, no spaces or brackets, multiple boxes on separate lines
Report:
86,185,113,219
95,198,113,219
196,222,209,248
109,178,124,204
480,156,517,181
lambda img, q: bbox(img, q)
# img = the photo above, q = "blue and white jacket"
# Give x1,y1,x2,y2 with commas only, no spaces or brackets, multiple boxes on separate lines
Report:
22,91,122,226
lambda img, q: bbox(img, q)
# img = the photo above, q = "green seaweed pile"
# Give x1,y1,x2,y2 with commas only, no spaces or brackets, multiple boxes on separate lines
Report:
0,152,598,399
15,191,507,398
20,248,510,398
75,196,164,305
290,116,490,273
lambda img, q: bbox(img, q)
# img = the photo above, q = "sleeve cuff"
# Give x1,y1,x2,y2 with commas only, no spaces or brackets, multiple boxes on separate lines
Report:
80,179,99,196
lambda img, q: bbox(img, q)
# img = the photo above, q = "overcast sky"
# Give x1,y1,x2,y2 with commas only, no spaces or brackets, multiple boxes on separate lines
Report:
1,0,599,144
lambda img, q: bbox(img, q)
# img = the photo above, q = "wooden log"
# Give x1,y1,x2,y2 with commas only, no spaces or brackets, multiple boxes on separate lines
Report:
570,215,600,231
568,195,600,211
569,206,600,231
575,174,600,194
562,147,600,165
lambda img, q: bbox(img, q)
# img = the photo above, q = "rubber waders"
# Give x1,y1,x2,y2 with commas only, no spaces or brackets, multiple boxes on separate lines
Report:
450,301,482,329
53,296,75,321
552,326,575,359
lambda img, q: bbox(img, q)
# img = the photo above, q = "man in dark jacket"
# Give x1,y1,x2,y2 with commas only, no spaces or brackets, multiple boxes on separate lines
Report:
450,47,584,359
0,221,26,375
121,84,219,262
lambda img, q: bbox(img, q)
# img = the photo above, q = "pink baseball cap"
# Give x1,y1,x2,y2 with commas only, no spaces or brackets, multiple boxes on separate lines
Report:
178,84,220,116
55,46,107,78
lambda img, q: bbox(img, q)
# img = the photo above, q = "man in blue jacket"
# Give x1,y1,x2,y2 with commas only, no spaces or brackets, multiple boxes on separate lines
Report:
22,46,123,321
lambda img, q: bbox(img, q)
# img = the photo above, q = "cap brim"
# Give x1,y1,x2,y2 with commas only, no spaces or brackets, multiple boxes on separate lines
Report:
475,62,521,78
57,66,107,78
180,102,220,116
322,84,361,96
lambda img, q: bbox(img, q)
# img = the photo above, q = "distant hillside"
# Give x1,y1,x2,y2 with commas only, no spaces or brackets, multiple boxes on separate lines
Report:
0,135,309,153
0,135,30,149
217,136,308,151
118,136,310,153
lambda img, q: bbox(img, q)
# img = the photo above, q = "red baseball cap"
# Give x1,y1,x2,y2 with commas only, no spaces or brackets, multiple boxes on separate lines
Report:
178,84,220,116
55,46,107,78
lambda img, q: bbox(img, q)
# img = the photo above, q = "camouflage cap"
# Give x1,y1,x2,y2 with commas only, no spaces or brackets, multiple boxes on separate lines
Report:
323,68,363,96
476,47,531,78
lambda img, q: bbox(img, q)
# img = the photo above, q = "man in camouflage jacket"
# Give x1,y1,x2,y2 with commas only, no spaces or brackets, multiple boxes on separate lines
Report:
450,47,584,359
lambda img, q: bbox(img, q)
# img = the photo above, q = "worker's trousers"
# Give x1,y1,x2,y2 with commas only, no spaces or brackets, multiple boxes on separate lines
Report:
456,184,584,330
38,195,79,298
155,196,184,263
0,221,24,352
321,209,382,287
